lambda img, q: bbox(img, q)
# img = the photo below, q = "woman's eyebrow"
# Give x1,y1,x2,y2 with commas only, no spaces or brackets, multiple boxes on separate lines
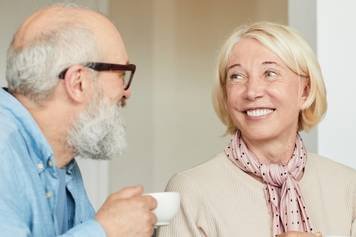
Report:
227,63,241,70
262,61,281,67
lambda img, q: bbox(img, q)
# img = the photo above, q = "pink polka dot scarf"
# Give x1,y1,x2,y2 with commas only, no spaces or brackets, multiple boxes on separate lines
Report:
225,132,313,236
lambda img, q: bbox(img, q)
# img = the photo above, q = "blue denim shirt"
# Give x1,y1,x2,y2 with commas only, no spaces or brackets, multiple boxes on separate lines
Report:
0,88,106,237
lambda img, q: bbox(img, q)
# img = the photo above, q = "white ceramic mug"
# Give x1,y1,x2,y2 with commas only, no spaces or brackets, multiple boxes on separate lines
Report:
146,192,180,226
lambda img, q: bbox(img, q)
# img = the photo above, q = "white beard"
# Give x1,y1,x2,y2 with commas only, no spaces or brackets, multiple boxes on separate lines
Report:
67,93,127,160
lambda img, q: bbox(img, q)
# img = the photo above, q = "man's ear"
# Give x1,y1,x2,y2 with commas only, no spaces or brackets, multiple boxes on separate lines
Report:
62,65,91,103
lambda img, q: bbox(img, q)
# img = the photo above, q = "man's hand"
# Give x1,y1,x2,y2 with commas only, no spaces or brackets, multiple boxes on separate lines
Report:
278,231,322,237
96,186,157,237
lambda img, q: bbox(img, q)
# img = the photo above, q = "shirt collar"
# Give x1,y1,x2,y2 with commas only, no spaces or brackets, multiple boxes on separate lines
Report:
66,159,77,175
0,88,54,168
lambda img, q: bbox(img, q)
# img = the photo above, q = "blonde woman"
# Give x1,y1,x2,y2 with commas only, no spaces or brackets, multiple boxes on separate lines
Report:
158,22,356,237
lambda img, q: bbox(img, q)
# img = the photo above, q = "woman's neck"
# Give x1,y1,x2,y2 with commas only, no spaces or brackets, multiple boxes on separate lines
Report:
242,132,298,165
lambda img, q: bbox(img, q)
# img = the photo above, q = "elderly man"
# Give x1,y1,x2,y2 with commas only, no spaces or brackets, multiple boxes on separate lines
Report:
0,4,157,237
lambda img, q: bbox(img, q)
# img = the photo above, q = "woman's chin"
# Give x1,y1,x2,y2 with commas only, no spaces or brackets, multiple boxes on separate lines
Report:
240,127,279,143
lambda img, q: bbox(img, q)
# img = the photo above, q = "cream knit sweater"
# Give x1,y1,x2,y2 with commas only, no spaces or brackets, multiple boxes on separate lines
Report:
158,153,356,237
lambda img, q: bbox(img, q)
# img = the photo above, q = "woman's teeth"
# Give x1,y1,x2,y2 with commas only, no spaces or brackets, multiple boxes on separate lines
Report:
246,108,274,117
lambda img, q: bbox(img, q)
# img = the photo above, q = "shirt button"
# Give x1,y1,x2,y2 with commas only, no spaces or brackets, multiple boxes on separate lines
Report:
48,160,54,167
45,191,53,198
37,163,44,171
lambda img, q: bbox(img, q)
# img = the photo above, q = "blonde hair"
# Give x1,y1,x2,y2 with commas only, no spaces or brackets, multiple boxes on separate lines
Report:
213,21,327,134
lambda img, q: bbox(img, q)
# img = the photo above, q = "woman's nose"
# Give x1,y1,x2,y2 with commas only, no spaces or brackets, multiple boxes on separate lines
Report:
245,76,265,101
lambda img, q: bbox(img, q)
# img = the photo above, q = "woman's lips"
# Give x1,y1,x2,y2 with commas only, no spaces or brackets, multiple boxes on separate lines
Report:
244,108,275,117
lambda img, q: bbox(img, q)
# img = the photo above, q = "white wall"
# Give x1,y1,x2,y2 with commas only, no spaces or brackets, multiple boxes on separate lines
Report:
289,0,356,169
316,0,356,169
108,0,288,193
288,0,318,153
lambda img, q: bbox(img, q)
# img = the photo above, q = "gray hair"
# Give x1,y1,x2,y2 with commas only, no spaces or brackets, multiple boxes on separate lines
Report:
67,88,127,160
6,10,99,103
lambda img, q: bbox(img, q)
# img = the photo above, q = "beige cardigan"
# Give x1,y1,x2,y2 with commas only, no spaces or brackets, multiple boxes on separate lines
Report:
158,153,356,237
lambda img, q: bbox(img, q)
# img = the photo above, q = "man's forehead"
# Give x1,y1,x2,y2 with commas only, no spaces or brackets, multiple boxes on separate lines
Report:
100,44,128,64
13,6,124,49
13,7,82,48
12,5,129,65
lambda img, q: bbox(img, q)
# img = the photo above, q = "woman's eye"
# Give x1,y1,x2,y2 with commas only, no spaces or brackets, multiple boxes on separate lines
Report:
229,73,245,82
265,70,279,79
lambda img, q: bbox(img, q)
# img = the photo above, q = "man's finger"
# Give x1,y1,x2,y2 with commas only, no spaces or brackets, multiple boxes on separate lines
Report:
115,185,144,199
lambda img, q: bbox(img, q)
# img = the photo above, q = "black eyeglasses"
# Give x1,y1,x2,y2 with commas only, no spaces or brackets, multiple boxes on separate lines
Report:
58,62,136,90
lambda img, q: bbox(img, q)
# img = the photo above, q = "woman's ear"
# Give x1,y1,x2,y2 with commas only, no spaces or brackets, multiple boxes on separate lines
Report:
300,77,310,109
302,78,310,99
62,65,91,103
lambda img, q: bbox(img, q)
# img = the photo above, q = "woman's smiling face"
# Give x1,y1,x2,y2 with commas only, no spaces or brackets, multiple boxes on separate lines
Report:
225,38,308,143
